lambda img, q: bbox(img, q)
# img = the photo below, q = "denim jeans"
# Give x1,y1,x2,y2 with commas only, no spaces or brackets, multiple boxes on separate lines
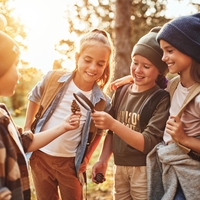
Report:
174,182,186,200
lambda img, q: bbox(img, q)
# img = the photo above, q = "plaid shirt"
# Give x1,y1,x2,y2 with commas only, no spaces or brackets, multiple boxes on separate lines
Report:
0,104,32,200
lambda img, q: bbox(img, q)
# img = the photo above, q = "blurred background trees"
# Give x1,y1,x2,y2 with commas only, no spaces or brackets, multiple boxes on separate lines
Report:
0,0,200,115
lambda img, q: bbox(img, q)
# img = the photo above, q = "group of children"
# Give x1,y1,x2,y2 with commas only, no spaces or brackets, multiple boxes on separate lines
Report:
0,12,200,200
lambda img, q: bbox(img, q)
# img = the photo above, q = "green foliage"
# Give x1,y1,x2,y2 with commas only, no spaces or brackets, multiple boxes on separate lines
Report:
10,67,43,116
0,0,27,45
130,0,170,46
55,0,115,62
0,1,44,114
54,0,171,82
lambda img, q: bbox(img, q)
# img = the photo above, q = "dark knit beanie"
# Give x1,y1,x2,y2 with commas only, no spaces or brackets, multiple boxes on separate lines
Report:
0,31,20,77
157,12,200,63
132,27,168,75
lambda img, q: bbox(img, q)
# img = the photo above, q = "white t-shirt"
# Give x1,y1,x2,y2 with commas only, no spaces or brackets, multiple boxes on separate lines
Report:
40,80,92,157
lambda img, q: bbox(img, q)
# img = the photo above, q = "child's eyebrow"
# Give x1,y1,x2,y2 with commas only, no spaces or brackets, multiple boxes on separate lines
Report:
84,55,107,63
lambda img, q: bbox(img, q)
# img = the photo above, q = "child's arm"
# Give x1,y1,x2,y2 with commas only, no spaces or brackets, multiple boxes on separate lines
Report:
91,110,145,152
92,133,113,183
110,75,133,91
24,112,81,152
24,100,39,131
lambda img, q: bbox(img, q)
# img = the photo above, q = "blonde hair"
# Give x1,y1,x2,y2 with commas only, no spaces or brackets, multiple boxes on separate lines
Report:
75,29,114,89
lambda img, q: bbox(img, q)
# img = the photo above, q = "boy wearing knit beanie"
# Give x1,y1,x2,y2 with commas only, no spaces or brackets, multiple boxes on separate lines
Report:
91,27,170,199
0,31,81,200
146,13,200,200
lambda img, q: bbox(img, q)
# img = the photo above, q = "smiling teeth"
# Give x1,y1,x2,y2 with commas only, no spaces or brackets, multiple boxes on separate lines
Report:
167,63,173,67
87,72,95,76
135,75,143,79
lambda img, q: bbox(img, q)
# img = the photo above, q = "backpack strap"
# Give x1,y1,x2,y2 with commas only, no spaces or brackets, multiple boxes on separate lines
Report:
140,89,169,131
31,69,66,132
177,83,200,117
169,76,180,101
113,83,131,115
168,75,200,117
40,70,67,116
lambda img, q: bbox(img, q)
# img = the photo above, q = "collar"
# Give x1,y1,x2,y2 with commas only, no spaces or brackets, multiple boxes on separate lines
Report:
57,71,106,102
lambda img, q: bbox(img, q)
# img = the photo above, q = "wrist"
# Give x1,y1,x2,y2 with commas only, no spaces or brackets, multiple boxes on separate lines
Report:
98,158,108,166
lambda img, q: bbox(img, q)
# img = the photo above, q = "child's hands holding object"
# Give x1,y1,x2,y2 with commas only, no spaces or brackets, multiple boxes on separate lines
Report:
62,100,82,131
166,115,186,143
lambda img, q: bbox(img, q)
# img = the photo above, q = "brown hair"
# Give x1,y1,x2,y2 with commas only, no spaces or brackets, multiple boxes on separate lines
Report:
74,29,114,89
190,60,200,83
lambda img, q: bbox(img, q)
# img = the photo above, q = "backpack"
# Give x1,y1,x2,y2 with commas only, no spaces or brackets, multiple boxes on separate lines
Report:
31,69,106,146
113,83,169,131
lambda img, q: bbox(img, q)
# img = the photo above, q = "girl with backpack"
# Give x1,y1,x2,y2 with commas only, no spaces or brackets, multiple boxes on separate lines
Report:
24,29,114,200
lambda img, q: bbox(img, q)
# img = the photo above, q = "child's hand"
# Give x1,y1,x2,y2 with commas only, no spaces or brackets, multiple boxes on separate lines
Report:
63,111,81,131
91,111,114,130
110,75,133,91
166,115,187,143
92,160,107,184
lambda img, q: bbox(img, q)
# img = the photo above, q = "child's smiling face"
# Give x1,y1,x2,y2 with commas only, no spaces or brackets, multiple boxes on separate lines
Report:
74,43,110,91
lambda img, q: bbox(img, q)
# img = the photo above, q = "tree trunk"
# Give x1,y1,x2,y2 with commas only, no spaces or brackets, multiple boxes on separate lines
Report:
113,0,132,81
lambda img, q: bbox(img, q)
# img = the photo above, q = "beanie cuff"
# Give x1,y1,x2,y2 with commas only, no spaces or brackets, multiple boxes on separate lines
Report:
132,44,167,74
157,23,200,63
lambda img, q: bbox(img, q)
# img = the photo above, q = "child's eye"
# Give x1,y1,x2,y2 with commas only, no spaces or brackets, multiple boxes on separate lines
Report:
168,49,173,53
165,48,173,54
84,58,91,63
132,61,138,65
144,65,150,69
98,63,104,67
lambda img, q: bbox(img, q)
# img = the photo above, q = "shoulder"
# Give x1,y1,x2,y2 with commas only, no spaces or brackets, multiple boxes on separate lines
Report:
166,75,180,92
113,83,132,102
37,70,72,92
43,69,70,82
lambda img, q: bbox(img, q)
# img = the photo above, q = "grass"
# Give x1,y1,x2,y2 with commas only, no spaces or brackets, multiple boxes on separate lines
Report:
13,116,114,200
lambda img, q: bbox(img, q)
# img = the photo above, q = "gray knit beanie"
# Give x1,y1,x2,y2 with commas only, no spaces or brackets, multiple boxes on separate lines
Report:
132,27,168,75
157,12,200,63
0,31,20,77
